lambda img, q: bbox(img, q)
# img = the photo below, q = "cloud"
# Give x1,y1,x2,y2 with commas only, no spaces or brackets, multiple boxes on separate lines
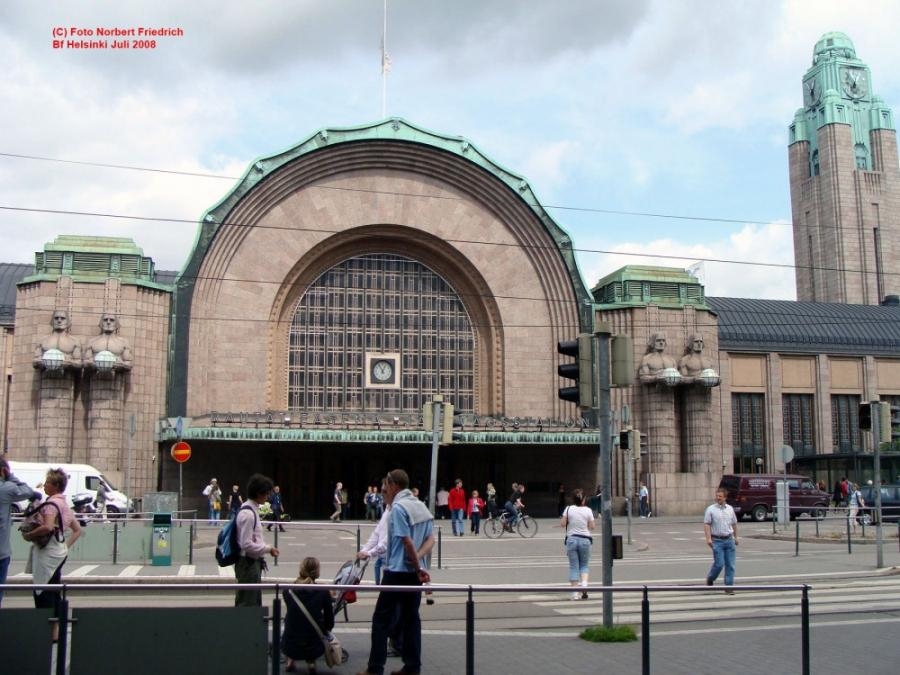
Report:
579,221,796,300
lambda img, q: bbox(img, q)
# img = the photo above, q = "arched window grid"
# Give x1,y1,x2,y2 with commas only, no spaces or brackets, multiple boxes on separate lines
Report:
288,253,476,414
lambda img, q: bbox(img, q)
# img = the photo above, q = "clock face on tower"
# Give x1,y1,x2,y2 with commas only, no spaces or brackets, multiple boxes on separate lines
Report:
804,76,821,107
841,67,868,99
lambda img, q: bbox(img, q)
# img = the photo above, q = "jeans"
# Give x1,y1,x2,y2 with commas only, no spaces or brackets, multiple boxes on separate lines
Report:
366,570,422,674
565,536,592,580
504,502,517,527
639,496,649,517
0,555,9,607
707,537,736,586
470,513,481,534
451,508,464,535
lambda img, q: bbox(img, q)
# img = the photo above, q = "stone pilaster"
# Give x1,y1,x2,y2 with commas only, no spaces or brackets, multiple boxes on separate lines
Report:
37,371,76,463
643,385,677,474
87,372,125,468
681,387,715,473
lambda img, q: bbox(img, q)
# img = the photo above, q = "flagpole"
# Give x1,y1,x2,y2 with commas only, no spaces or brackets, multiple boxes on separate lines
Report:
381,0,387,118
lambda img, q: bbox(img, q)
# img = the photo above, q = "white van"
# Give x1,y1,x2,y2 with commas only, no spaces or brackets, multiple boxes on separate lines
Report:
8,461,131,516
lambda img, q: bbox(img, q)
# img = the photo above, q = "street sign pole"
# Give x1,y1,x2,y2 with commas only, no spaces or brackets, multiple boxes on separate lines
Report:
872,401,884,568
594,324,613,629
427,396,443,515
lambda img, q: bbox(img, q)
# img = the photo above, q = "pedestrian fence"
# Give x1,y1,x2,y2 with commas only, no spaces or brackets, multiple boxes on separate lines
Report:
770,507,900,555
0,580,813,675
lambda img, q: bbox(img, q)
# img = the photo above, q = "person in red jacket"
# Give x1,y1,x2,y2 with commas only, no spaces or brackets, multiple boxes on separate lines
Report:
448,479,466,536
467,490,486,535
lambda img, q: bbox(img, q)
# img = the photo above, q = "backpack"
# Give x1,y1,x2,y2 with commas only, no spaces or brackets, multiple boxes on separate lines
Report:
216,504,257,567
19,499,64,548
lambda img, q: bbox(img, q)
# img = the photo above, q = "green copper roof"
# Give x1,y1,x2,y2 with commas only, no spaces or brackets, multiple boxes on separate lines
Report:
20,235,167,289
591,265,707,309
789,32,895,168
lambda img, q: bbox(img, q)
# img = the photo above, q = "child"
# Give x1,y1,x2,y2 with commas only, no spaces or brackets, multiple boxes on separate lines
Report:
467,489,486,535
282,557,335,673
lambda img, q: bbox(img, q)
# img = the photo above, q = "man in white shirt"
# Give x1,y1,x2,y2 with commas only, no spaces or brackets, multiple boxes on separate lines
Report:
234,473,279,606
703,488,739,594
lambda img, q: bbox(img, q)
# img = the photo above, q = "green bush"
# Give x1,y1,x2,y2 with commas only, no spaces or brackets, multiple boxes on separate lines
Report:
579,625,638,643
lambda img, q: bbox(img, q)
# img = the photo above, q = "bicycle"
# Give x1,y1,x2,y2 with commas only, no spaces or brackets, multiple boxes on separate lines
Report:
483,507,538,538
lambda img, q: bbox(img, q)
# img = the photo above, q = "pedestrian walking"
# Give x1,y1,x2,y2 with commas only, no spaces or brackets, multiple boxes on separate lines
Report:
467,490,485,535
340,485,350,520
330,482,343,522
282,556,335,673
435,486,450,520
228,484,243,519
485,482,497,517
234,474,279,606
847,482,865,531
561,488,595,600
356,469,434,675
703,487,739,594
0,458,41,607
448,479,466,536
203,478,222,524
639,481,651,518
268,485,286,532
24,467,83,640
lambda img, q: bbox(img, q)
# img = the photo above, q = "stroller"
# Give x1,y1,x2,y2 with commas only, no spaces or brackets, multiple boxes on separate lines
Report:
332,557,369,621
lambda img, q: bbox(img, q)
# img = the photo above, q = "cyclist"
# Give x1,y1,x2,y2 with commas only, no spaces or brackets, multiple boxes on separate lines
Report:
504,482,525,530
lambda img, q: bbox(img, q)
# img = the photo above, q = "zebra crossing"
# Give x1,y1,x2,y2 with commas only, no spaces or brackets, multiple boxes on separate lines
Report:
527,576,900,625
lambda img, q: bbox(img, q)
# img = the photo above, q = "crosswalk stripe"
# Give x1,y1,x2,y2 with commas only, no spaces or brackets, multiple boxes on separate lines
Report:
119,565,142,577
219,565,234,577
178,565,195,577
67,565,99,577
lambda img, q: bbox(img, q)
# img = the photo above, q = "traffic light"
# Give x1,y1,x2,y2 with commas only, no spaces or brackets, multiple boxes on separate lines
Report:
859,402,873,430
879,401,900,446
557,334,593,408
619,430,630,450
441,402,454,444
631,429,646,456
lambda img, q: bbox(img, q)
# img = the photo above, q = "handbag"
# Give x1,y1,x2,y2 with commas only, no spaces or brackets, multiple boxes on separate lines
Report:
288,590,345,668
19,500,64,548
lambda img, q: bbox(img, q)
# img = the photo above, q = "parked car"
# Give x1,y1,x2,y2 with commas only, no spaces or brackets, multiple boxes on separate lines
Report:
719,474,831,522
857,485,900,525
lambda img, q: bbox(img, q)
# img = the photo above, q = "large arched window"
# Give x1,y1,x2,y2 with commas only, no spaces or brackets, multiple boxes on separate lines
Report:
288,253,476,413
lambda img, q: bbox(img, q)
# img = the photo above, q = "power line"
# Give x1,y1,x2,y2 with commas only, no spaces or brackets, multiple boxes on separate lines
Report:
0,203,891,278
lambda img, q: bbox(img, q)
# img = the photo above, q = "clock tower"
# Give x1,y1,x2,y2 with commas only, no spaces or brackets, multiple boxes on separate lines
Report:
788,32,900,304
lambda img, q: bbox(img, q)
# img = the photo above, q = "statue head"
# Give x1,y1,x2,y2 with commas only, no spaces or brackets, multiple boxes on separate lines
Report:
686,333,705,354
50,310,70,332
647,332,667,354
99,313,119,335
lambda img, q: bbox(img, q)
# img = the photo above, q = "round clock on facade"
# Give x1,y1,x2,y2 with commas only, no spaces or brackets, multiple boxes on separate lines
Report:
804,76,821,106
372,359,394,383
841,67,868,99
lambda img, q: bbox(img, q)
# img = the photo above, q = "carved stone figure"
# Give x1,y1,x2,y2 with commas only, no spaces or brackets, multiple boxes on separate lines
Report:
678,333,715,383
85,313,133,372
639,332,678,384
33,309,82,370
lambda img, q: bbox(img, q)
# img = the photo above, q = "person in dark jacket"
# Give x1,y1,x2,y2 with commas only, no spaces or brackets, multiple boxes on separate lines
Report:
282,556,335,673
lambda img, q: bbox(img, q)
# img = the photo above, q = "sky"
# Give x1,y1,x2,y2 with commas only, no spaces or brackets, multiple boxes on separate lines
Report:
3,1,900,300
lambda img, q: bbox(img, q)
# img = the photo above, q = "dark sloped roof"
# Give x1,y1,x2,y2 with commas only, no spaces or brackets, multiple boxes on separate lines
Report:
0,263,32,327
707,297,900,355
0,264,177,327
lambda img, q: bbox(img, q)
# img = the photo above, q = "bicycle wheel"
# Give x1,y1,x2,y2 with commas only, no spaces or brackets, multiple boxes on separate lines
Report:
484,517,504,538
516,515,538,538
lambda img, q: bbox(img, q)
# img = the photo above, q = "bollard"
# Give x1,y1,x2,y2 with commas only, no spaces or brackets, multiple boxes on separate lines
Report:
846,515,852,554
357,525,361,553
465,586,474,675
113,522,119,565
795,519,800,556
437,527,443,569
56,594,69,675
271,591,282,675
273,525,278,567
641,586,650,675
801,586,810,675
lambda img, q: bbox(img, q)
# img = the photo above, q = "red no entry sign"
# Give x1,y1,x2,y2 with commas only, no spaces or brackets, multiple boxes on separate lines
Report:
170,441,192,463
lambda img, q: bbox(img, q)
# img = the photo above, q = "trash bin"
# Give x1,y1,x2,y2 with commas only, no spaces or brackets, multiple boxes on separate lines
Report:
151,513,173,566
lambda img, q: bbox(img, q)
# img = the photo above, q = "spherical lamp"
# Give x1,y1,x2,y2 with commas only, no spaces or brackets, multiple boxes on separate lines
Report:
661,367,682,387
94,350,116,371
41,348,65,371
699,368,721,387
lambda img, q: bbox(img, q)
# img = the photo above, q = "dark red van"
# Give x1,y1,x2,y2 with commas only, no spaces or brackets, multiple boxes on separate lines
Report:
719,474,830,521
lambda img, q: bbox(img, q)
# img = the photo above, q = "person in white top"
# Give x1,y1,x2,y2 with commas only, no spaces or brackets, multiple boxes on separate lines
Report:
847,483,865,532
560,488,595,600
357,479,393,584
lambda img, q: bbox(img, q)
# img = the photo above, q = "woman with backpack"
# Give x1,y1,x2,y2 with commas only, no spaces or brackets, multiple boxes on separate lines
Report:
23,468,82,641
282,556,336,673
848,483,866,531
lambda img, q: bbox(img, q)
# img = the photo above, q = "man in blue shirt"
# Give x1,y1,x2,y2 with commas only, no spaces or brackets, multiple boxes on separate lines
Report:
0,459,41,607
358,469,434,675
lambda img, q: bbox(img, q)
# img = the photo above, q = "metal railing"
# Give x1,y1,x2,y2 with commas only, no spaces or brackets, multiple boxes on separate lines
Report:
0,580,812,675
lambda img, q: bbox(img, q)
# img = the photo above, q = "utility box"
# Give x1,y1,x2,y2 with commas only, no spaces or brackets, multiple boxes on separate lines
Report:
776,481,790,525
151,513,173,566
611,534,624,560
